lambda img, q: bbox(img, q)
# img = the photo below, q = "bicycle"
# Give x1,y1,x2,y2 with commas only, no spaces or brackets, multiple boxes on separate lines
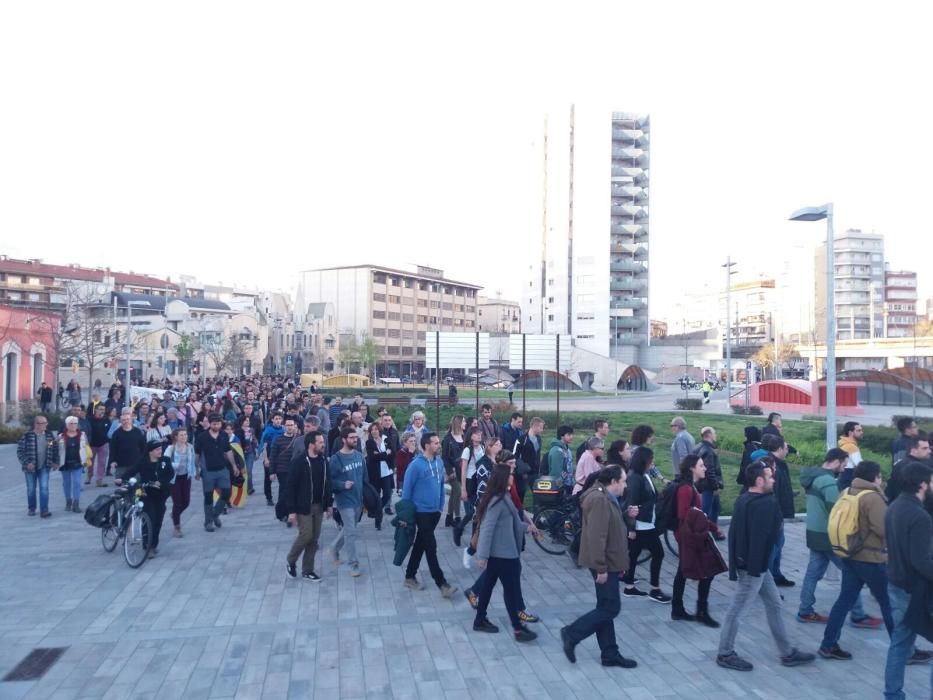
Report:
100,478,153,568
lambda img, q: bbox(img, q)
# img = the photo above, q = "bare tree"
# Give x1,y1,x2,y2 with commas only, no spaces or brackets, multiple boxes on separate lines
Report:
66,287,117,391
203,333,250,376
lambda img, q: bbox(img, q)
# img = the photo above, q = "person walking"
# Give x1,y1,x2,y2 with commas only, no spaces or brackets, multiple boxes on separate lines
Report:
573,438,605,495
146,412,172,450
670,417,696,476
884,462,933,700
818,461,894,660
328,427,367,577
716,460,815,671
37,382,53,413
237,415,259,496
109,408,147,481
441,416,466,528
560,465,638,669
270,416,302,524
259,412,285,506
194,414,239,532
88,403,111,488
454,426,485,546
472,463,537,642
547,426,576,490
506,381,514,405
57,416,90,513
837,421,864,490
762,434,796,587
402,432,458,598
694,426,725,537
17,415,60,517
514,416,545,503
797,448,880,628
670,455,726,627
285,431,332,582
115,441,174,558
478,404,499,441
165,427,196,537
405,411,430,453
364,422,394,523
394,432,417,494
887,435,932,506
620,447,671,603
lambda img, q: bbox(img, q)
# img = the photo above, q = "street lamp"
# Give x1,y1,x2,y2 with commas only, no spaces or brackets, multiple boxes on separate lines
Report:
722,257,737,391
789,203,835,449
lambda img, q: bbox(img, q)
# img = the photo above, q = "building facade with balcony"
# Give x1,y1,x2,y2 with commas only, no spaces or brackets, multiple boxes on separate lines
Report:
884,267,918,338
526,107,650,367
300,265,481,379
477,295,521,334
815,229,885,341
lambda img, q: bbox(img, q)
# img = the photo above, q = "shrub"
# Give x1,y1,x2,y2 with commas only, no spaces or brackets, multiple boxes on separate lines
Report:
674,398,703,411
731,405,763,415
22,412,65,433
0,424,24,444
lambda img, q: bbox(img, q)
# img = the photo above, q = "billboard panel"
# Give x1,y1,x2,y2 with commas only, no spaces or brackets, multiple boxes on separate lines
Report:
425,332,490,369
508,334,572,371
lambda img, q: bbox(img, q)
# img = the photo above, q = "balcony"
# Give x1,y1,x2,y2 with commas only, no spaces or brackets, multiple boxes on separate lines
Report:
612,316,646,329
610,297,647,310
610,278,647,292
610,243,648,258
610,260,648,274
614,332,647,345
610,166,647,182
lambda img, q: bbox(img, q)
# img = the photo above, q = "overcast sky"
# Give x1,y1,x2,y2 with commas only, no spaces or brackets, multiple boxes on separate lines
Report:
2,2,931,325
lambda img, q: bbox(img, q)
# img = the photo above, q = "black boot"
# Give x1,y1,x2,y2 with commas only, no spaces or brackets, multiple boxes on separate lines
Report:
445,513,454,527
671,601,695,622
695,602,720,629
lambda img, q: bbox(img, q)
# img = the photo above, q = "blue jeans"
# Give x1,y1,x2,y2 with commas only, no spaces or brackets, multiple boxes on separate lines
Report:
798,549,866,619
701,490,721,526
25,468,50,513
769,524,786,578
61,468,83,504
821,559,893,649
885,586,930,700
565,570,622,662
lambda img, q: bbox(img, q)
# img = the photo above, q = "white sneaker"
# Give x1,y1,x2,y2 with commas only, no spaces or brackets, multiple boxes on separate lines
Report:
462,548,474,570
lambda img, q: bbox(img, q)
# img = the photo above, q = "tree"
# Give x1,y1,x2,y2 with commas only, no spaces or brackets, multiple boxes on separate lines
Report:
915,319,933,338
202,333,250,376
355,334,381,380
174,334,196,375
753,342,800,380
337,336,359,376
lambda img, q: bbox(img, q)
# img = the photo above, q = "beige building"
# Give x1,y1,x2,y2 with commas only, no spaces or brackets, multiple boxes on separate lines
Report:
300,264,482,379
477,294,521,334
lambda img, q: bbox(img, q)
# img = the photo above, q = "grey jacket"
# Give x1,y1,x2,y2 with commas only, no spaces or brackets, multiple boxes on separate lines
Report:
476,496,525,561
671,430,696,473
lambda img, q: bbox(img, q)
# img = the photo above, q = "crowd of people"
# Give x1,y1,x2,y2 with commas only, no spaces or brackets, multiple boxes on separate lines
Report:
14,378,933,697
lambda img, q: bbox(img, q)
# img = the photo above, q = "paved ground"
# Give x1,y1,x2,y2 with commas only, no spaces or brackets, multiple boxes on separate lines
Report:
0,446,926,699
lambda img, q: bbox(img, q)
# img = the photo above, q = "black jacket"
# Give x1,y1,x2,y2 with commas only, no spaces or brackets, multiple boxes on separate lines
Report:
441,433,464,477
270,433,302,475
887,457,924,503
623,469,658,526
516,434,543,478
738,440,761,485
285,453,332,515
121,457,175,500
885,494,933,592
728,491,782,579
365,437,394,485
382,426,400,455
110,426,147,468
694,441,723,493
88,415,110,448
773,456,795,518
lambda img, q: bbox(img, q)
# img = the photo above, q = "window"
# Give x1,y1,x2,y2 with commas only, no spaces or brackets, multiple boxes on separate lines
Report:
442,303,452,310
401,346,413,355
417,299,428,307
390,277,399,286
548,314,554,321
372,328,386,337
576,334,595,339
442,318,452,325
372,293,385,302
402,329,414,338
402,313,414,322
388,312,401,321
373,273,386,284
417,347,426,355
548,297,554,303
388,295,400,304
465,320,474,328
388,329,400,338
576,275,593,285
387,346,400,355
465,306,474,313
373,310,386,319
419,281,428,291
418,315,428,323
577,294,595,304
430,301,440,308
548,279,555,286
417,331,426,340
115,331,121,344
404,279,413,288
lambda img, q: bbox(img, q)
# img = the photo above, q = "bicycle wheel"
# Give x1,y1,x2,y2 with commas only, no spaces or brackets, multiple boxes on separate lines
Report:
123,510,151,568
532,508,574,555
663,529,679,558
101,501,119,552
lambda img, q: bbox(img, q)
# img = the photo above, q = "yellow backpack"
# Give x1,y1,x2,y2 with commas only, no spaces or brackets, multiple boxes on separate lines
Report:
828,489,870,558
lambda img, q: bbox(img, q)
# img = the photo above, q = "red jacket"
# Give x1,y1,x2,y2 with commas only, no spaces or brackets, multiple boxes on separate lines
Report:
675,484,726,580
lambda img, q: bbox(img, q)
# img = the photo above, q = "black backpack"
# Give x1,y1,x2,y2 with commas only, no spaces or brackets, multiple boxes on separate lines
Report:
84,494,114,528
654,479,684,532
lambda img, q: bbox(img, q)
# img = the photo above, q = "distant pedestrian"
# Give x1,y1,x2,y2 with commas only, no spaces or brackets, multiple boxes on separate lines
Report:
36,382,53,413
694,426,725,535
506,382,514,404
57,416,90,513
669,417,696,478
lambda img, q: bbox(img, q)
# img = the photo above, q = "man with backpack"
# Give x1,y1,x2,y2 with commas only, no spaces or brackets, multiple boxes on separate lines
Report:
818,461,893,660
797,448,881,629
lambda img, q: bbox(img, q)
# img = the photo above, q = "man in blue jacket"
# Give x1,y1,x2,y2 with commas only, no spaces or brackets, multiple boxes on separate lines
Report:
402,432,458,598
328,427,367,577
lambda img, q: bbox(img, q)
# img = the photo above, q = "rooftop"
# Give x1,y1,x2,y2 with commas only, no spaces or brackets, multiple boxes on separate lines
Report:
301,264,483,290
0,256,177,290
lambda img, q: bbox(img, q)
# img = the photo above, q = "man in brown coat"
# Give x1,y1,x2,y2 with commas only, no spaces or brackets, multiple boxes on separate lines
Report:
560,465,638,669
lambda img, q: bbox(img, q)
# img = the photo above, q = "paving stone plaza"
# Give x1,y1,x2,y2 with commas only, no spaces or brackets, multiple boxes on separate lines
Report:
0,448,927,700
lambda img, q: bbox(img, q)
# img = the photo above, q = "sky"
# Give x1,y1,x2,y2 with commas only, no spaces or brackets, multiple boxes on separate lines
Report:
2,1,932,329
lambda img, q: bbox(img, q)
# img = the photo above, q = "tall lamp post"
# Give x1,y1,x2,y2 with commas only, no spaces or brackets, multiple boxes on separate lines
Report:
722,257,737,389
789,203,835,449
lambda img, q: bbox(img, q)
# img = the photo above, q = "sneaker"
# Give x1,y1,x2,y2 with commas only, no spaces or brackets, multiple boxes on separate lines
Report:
173,526,182,538
818,644,852,660
302,572,321,582
717,652,754,672
774,576,796,588
648,589,671,604
464,588,478,609
266,499,274,507
404,577,425,591
247,488,255,495
908,649,933,665
331,553,342,567
513,625,537,643
473,618,499,633
797,612,829,624
623,587,648,599
462,548,473,569
286,561,297,579
147,550,157,559
781,649,816,667
350,567,361,578
213,517,222,529
453,528,463,547
27,509,36,517
440,583,458,599
560,627,576,664
850,615,883,629
40,512,51,518
384,506,394,515
518,610,540,624
601,655,638,669
96,480,108,487
204,522,215,532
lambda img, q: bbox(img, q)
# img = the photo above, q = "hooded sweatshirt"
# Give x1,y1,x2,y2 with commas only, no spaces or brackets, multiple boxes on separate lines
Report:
837,435,862,490
800,466,840,551
547,438,573,486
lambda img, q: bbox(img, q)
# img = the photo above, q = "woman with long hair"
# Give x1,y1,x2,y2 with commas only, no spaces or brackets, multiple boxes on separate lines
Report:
620,447,671,603
471,463,537,642
365,422,395,524
165,427,196,537
606,439,632,472
454,426,485,546
147,411,172,450
630,425,669,483
441,415,465,527
670,455,724,627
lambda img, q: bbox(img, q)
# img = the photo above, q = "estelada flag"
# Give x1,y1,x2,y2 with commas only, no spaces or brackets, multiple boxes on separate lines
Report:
214,442,248,508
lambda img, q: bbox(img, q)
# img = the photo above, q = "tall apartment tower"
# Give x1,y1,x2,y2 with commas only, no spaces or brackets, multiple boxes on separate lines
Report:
814,229,885,341
526,107,650,364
